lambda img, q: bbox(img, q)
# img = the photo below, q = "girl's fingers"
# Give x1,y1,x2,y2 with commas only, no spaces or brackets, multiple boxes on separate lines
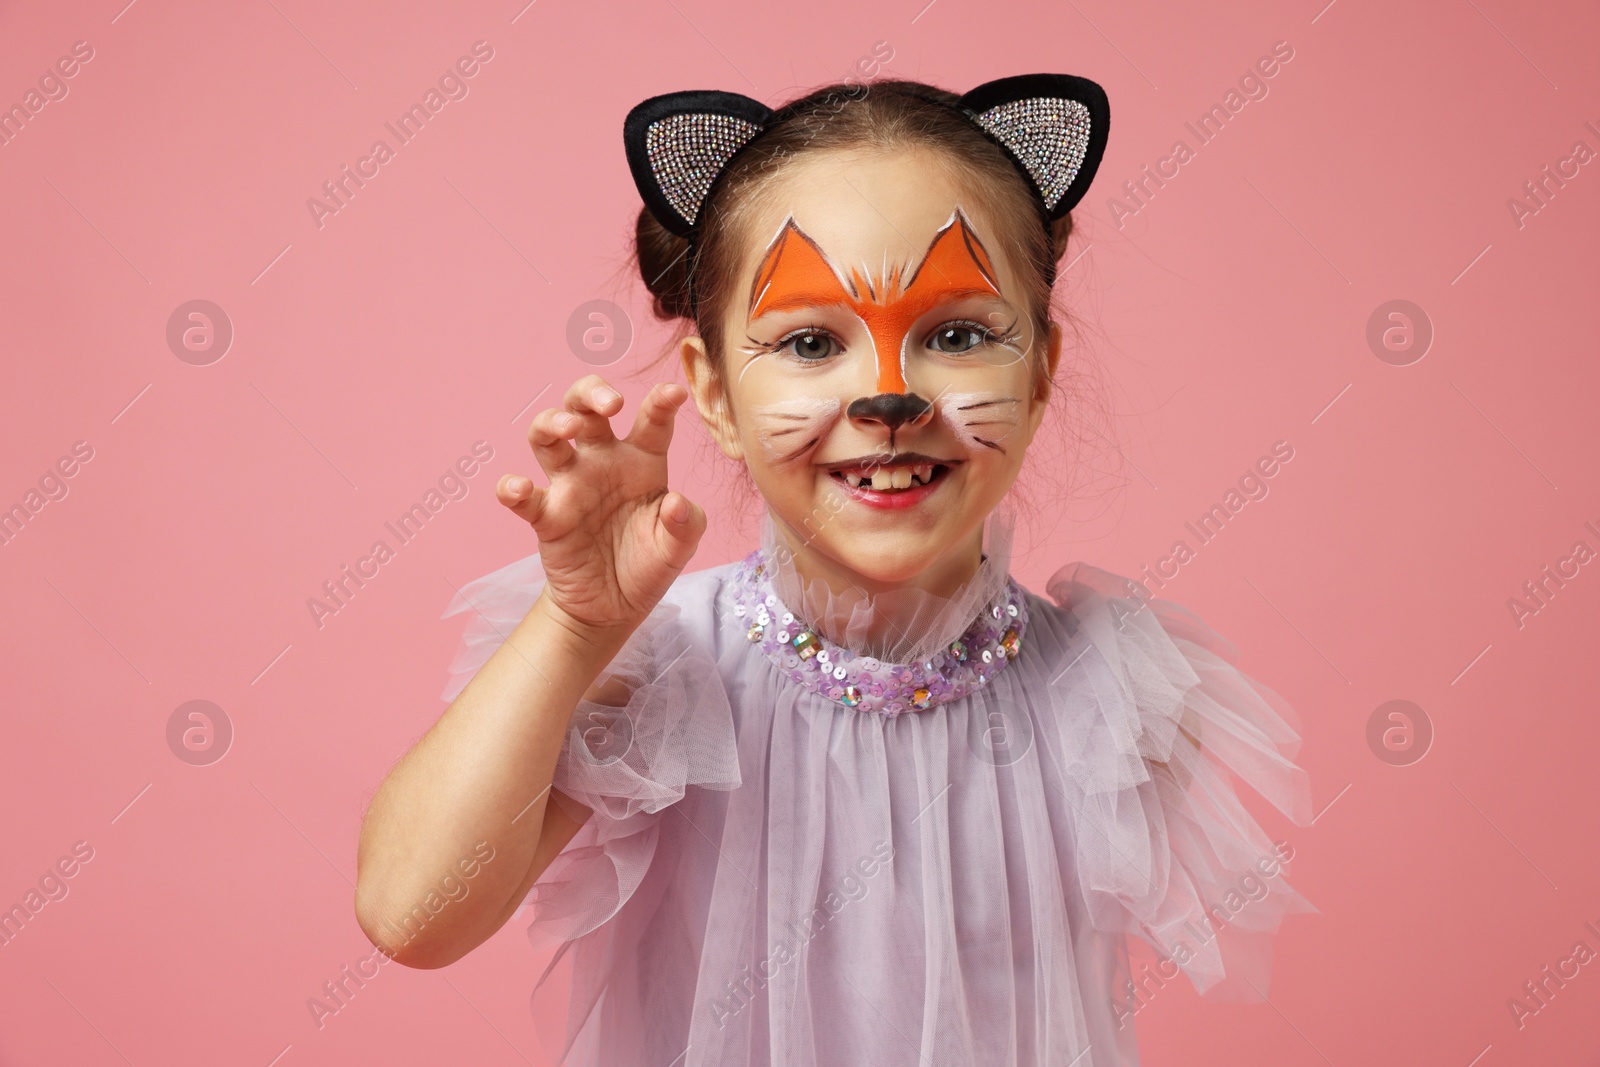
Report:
527,407,579,473
561,375,624,445
496,473,547,528
626,382,689,457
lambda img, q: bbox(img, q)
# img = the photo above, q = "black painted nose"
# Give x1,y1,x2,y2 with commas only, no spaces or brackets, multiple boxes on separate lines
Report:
846,392,933,431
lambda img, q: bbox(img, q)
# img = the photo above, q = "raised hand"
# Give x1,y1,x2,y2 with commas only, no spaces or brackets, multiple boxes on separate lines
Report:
496,375,708,642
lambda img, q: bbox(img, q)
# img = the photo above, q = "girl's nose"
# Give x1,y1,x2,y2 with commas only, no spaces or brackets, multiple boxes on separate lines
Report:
846,392,935,432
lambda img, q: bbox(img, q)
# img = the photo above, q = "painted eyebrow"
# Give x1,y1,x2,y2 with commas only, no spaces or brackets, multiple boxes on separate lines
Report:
747,291,854,320
748,285,1008,323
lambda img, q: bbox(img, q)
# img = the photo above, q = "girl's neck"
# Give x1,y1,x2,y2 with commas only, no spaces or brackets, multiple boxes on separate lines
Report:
769,518,985,602
761,510,1009,664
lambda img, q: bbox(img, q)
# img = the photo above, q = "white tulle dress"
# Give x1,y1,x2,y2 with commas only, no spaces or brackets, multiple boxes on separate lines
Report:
440,503,1315,1067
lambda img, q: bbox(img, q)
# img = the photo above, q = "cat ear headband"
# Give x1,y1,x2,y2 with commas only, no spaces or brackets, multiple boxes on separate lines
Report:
622,73,1111,312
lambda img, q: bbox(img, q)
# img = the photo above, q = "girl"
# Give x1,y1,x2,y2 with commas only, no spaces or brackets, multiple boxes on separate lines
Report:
355,75,1315,1067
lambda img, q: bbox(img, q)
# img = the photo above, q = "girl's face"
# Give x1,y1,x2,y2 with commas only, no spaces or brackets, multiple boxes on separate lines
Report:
683,147,1061,592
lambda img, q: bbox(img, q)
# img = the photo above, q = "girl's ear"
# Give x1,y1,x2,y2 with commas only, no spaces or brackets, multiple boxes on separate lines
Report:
680,336,745,462
1044,319,1064,387
957,74,1111,220
624,91,773,237
1028,321,1064,436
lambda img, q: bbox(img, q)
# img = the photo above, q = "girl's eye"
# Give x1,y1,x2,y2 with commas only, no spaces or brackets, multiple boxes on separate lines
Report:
779,330,838,361
928,323,991,355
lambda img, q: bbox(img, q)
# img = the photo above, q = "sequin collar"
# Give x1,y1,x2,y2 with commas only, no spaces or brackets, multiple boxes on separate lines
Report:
728,550,1030,718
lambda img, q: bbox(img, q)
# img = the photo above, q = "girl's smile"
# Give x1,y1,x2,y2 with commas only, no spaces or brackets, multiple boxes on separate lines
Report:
822,453,960,509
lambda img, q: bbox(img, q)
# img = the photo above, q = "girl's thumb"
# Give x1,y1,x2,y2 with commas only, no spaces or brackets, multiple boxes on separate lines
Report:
656,490,706,570
498,475,546,529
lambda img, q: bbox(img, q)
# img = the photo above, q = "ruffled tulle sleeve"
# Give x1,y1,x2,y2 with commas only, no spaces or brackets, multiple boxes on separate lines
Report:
1041,562,1317,1001
439,552,741,946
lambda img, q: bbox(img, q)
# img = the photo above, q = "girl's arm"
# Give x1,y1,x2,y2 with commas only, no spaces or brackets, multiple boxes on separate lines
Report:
484,785,591,935
353,592,612,969
354,375,703,969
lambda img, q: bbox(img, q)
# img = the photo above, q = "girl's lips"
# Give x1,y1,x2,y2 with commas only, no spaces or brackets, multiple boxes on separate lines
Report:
827,464,952,510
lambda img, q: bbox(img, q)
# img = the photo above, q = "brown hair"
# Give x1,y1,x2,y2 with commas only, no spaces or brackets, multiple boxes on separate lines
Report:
628,77,1123,535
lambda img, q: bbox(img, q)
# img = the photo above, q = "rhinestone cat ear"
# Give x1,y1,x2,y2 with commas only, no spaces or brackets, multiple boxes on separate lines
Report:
623,90,773,238
622,76,1110,238
957,73,1111,220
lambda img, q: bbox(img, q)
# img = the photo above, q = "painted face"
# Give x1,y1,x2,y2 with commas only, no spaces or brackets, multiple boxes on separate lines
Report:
687,149,1059,592
737,205,1036,463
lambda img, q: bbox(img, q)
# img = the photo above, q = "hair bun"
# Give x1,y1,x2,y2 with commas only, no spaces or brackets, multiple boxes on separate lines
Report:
635,207,696,322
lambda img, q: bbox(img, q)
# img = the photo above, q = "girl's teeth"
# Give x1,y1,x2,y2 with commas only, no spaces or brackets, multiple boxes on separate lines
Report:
838,464,941,491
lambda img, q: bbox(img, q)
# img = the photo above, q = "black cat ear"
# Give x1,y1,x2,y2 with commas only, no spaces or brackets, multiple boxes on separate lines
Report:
623,90,773,238
957,74,1111,219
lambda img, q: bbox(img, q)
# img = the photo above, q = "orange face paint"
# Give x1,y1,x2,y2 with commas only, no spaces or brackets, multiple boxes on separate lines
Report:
747,208,1004,394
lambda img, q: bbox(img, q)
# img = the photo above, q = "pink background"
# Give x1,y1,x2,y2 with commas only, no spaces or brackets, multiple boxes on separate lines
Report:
2,0,1597,1063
